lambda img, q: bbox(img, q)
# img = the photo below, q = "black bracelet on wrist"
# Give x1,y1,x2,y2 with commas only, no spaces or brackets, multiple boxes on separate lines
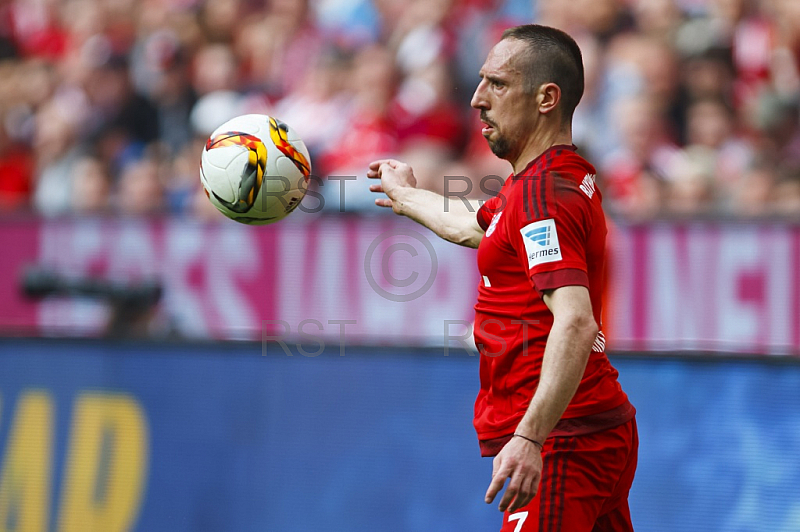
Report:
513,433,544,450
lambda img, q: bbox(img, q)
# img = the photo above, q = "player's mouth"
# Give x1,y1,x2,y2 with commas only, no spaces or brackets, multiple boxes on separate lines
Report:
480,114,497,135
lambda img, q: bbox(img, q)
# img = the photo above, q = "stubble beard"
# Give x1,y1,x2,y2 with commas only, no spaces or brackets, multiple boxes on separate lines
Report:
488,133,511,159
481,112,513,159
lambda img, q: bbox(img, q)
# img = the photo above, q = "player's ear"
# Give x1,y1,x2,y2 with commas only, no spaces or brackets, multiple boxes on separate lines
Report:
537,83,561,116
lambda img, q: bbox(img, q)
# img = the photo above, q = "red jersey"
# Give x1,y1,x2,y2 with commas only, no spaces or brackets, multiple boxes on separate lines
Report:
473,145,630,444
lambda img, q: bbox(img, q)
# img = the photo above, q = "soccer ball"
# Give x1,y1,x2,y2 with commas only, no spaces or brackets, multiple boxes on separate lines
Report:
200,114,311,225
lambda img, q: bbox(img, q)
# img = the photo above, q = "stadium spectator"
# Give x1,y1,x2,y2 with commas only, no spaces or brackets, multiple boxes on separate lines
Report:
631,0,682,40
117,157,164,216
664,146,717,216
771,172,800,217
70,155,111,215
0,100,34,209
32,101,83,216
725,158,778,216
601,95,678,216
165,140,206,214
273,49,352,160
683,97,753,195
131,30,196,151
318,43,399,210
0,0,794,220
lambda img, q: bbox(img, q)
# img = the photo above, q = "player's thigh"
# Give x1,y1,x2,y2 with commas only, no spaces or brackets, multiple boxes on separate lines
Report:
499,422,637,532
592,501,634,532
499,438,599,532
593,421,638,532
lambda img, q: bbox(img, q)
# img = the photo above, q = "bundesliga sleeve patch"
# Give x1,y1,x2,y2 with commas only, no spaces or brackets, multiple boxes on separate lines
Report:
520,219,562,269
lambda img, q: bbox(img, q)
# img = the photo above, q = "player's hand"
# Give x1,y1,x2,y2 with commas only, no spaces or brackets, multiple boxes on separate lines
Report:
485,436,543,514
367,159,417,209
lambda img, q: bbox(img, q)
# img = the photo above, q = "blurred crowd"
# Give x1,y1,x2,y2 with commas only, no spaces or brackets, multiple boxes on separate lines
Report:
0,0,799,220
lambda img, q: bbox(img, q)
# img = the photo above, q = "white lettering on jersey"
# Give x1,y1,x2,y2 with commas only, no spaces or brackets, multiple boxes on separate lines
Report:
580,174,596,198
482,275,492,287
485,211,502,237
520,219,562,269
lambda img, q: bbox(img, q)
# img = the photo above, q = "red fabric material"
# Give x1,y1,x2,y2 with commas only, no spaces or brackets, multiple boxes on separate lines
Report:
498,418,638,532
478,400,635,457
531,268,589,293
476,199,493,230
473,145,629,441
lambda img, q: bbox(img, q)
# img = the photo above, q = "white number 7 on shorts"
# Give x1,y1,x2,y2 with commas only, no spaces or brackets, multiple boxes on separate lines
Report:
508,511,529,532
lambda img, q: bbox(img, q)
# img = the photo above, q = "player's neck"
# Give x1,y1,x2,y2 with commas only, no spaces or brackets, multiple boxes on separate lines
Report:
511,125,573,175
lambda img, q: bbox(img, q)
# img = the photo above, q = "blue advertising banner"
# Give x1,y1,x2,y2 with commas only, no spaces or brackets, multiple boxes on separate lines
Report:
0,340,797,531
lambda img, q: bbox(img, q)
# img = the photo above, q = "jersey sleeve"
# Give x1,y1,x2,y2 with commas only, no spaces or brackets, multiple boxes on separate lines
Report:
509,179,591,293
476,195,503,231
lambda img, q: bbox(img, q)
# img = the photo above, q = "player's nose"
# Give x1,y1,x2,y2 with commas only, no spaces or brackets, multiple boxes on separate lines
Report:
471,80,489,110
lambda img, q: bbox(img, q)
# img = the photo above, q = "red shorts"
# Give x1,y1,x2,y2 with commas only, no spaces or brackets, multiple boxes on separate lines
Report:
500,418,638,532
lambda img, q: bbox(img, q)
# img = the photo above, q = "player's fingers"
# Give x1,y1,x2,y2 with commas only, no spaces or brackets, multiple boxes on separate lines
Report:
498,474,523,512
508,495,532,514
374,198,393,208
369,184,384,193
368,159,398,171
491,455,502,478
506,497,525,514
497,484,517,513
485,467,508,504
528,471,541,499
511,470,540,512
507,481,532,513
379,161,402,174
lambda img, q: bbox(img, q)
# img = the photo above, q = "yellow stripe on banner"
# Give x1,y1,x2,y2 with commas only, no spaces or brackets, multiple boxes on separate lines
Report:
57,394,149,532
0,391,53,532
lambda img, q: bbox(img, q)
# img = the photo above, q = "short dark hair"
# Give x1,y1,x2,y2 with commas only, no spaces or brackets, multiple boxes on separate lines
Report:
501,24,585,122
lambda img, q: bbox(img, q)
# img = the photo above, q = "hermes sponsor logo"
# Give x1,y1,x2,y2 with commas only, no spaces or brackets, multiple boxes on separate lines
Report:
520,219,562,268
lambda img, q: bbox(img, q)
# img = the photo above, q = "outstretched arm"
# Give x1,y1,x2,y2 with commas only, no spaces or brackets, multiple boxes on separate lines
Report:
367,159,485,248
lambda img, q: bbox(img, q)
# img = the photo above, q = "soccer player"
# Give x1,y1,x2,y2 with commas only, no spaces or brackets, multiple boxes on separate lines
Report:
367,24,638,531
